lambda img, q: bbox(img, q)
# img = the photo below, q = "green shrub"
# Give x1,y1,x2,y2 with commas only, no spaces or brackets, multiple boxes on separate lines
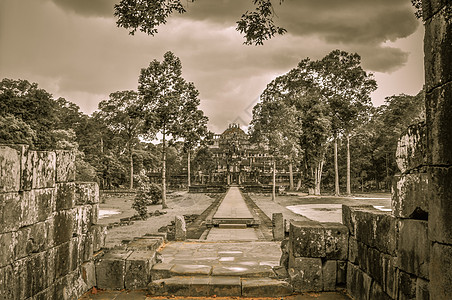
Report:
132,183,162,219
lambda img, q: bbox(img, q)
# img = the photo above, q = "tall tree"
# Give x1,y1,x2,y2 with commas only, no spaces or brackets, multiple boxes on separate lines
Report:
138,51,196,208
97,90,143,189
175,83,209,188
250,85,300,200
311,50,377,195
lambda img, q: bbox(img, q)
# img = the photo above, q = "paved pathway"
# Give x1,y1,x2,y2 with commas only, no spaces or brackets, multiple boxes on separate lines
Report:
213,186,253,220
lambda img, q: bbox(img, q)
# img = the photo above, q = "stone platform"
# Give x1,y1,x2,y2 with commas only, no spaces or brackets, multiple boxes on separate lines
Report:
148,241,291,297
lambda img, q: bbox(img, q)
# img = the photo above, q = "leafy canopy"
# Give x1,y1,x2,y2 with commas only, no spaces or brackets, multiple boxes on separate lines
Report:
114,0,286,45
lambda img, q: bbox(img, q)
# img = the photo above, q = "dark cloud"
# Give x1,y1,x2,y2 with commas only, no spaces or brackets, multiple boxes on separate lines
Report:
0,0,424,131
48,0,115,17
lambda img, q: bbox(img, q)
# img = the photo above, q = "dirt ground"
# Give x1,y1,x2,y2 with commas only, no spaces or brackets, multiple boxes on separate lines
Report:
249,192,391,224
99,191,216,248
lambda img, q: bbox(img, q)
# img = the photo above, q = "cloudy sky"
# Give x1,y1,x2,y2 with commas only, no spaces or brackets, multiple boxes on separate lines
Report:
0,0,424,133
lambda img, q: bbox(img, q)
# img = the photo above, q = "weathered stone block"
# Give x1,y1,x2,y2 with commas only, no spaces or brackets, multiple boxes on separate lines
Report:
370,281,392,300
30,150,56,189
396,122,427,173
342,205,374,236
96,250,132,290
288,257,322,292
322,222,348,260
398,270,417,300
35,188,56,222
125,250,155,289
424,6,452,92
382,254,398,299
56,182,76,211
75,182,99,205
0,232,15,268
242,278,293,297
54,242,71,279
398,219,430,279
30,252,48,295
392,172,429,219
81,261,96,288
429,166,452,244
150,263,173,281
429,242,452,300
15,222,48,259
78,233,94,263
346,262,372,300
55,150,76,182
72,205,93,237
174,215,186,241
416,278,429,300
14,256,33,299
272,213,284,241
348,236,359,265
0,265,15,300
426,83,452,165
92,224,107,252
337,260,347,285
322,260,337,291
21,191,38,227
290,220,325,258
353,207,397,255
53,210,74,245
210,276,241,296
91,203,99,225
0,192,22,233
0,145,22,192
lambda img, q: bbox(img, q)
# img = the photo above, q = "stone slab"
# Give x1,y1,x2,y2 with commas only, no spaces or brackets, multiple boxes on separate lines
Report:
289,257,323,292
392,172,429,219
290,220,325,258
95,250,132,290
429,242,452,299
210,276,241,296
428,166,452,244
171,264,212,276
397,219,429,279
241,278,293,297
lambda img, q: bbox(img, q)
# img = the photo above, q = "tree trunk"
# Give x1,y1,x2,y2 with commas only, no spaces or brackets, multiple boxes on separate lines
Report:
289,162,294,191
334,137,340,196
296,171,302,191
314,159,324,195
129,147,133,190
187,150,191,188
161,130,168,209
272,159,276,201
346,134,351,195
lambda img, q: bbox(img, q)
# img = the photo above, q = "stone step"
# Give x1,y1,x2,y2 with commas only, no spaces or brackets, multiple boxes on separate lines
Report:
148,276,293,297
150,262,277,281
218,223,247,229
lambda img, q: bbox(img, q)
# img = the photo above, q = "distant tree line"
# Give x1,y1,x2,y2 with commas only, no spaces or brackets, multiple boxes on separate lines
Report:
0,50,424,197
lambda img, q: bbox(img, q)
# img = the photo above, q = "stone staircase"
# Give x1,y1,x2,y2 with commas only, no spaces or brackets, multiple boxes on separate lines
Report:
147,241,293,297
148,263,292,297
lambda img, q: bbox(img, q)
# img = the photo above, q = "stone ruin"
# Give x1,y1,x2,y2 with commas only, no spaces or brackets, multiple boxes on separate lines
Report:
0,0,450,298
0,145,106,299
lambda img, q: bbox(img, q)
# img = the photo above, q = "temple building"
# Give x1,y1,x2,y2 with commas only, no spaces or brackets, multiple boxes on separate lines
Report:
205,123,298,186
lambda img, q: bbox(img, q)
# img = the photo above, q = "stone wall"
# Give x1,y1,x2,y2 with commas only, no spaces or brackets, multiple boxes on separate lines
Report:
285,122,432,299
423,0,452,298
0,144,106,300
286,221,349,293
